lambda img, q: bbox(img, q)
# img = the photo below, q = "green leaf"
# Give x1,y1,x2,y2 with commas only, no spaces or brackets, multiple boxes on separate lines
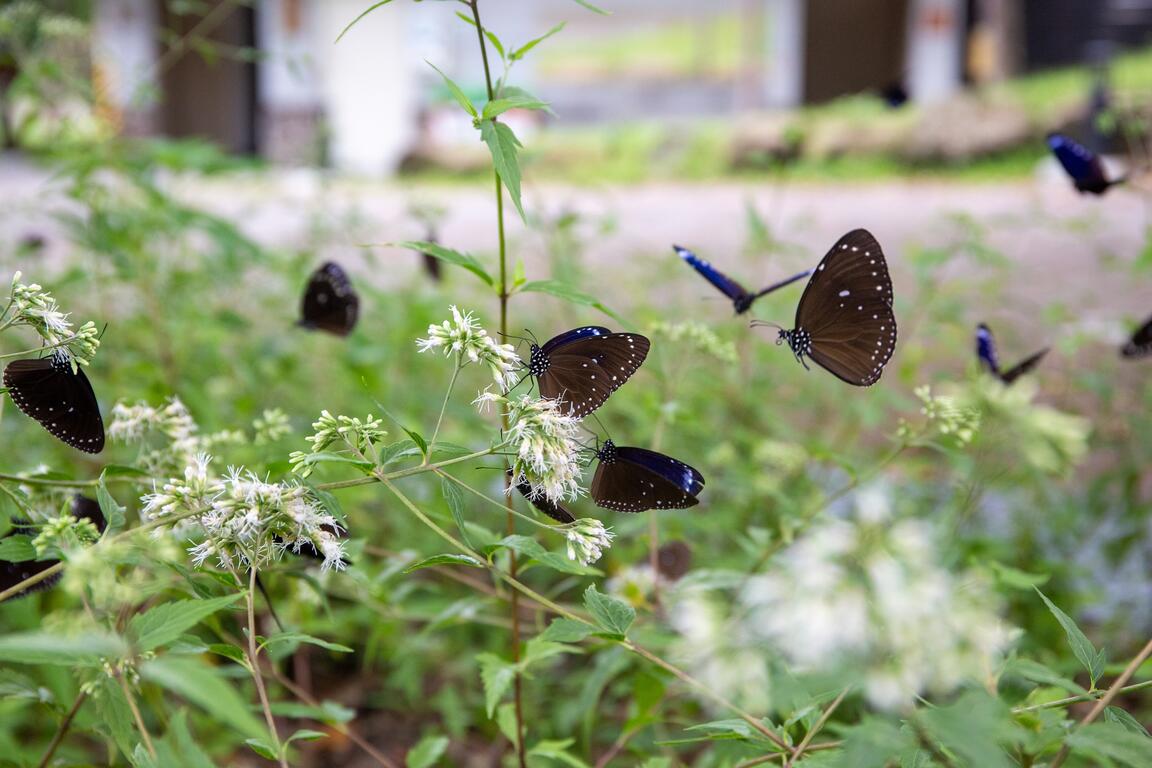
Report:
401,425,428,460
476,652,516,718
569,0,610,15
1103,706,1151,738
0,630,128,666
833,717,915,768
484,29,506,60
517,280,622,323
206,643,247,665
164,709,217,768
377,439,423,467
97,474,127,536
442,476,474,550
510,24,566,61
0,535,35,562
427,61,477,118
394,240,493,286
260,631,354,654
91,676,137,757
539,617,595,644
988,560,1049,590
479,119,526,223
286,729,327,745
917,691,1014,768
583,585,635,638
407,734,449,768
527,739,592,768
404,553,484,573
520,637,578,670
499,535,598,575
334,0,394,43
141,656,267,739
482,91,553,120
129,594,242,652
1006,657,1088,696
1066,722,1152,766
245,739,279,760
1036,588,1105,685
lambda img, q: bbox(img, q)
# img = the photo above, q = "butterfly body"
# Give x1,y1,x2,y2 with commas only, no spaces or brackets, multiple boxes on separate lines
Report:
674,245,810,314
975,323,1048,384
529,327,650,418
509,469,575,524
769,229,896,387
591,439,704,513
299,261,359,336
3,352,104,452
1047,133,1125,195
1121,314,1152,358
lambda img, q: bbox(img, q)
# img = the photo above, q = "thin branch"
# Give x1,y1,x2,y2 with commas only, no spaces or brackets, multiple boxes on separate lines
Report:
245,567,289,768
37,690,88,768
787,689,847,766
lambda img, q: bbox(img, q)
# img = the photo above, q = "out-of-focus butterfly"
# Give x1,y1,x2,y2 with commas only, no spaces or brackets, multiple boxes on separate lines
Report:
1121,314,1152,359
508,469,575,524
1047,133,1126,195
299,262,359,336
527,327,650,418
3,352,104,452
674,245,812,314
590,439,704,513
976,323,1048,384
656,540,692,580
753,229,896,386
0,495,106,600
419,232,442,282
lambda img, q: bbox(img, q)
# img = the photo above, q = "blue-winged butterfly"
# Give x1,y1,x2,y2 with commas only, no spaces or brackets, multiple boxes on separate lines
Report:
674,245,811,314
976,323,1048,384
1047,133,1125,195
527,327,650,418
590,439,704,513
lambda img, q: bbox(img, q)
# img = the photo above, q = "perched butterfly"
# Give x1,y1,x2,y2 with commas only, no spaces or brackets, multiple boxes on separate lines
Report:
1047,133,1125,195
528,327,650,418
590,439,704,513
656,540,693,580
3,352,104,452
1,495,106,600
674,245,812,314
755,229,896,386
419,232,442,282
1121,314,1152,359
299,261,359,336
508,469,575,524
976,323,1048,384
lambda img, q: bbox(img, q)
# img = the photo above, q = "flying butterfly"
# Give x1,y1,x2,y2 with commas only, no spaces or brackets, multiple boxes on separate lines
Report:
590,439,704,513
418,231,442,282
508,469,575,524
299,261,359,336
1,495,106,600
527,327,650,418
976,323,1049,384
673,245,812,314
1047,133,1126,195
1121,314,1152,359
754,229,897,386
3,351,105,452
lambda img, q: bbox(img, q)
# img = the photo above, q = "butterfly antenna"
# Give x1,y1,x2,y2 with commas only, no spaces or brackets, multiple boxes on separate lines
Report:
499,331,531,346
749,319,783,331
96,322,110,341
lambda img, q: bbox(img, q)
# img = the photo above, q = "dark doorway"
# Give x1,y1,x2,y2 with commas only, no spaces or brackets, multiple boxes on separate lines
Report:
803,0,909,104
157,0,258,155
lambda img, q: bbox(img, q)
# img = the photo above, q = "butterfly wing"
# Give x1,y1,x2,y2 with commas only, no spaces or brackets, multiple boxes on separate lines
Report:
975,323,1001,375
794,229,897,386
509,470,575,524
999,348,1049,384
1121,314,1152,358
749,269,813,303
300,262,359,336
3,356,105,453
1047,133,1112,194
536,331,650,418
591,444,703,513
674,245,753,311
0,498,105,599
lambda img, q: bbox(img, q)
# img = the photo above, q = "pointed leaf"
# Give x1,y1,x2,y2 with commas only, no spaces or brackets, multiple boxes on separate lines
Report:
1036,588,1104,686
129,594,242,652
583,585,634,638
477,652,516,718
1066,722,1152,766
539,617,595,644
393,240,493,286
482,91,553,120
427,61,477,117
408,734,450,768
500,535,597,575
141,656,267,739
0,630,128,666
442,476,474,550
97,474,127,535
510,24,566,61
404,553,484,573
517,280,622,323
334,1,395,43
479,119,526,222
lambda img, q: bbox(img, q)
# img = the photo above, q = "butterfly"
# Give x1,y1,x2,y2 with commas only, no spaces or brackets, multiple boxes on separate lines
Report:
674,245,812,314
299,262,359,336
527,327,650,418
1,495,106,600
1047,133,1126,195
419,232,442,282
975,323,1048,384
3,352,105,452
1121,314,1152,359
508,469,575,524
590,439,704,513
754,229,896,386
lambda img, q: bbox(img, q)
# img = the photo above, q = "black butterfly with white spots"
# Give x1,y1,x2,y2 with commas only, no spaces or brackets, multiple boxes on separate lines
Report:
527,327,650,418
976,323,1048,384
755,229,897,386
590,440,704,513
0,495,106,600
299,262,359,336
3,351,104,452
508,469,575,524
674,245,811,314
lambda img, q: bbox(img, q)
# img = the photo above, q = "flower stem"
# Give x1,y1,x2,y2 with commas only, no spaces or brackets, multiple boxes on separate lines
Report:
427,359,462,461
36,690,88,768
787,688,848,766
116,671,156,758
245,566,289,768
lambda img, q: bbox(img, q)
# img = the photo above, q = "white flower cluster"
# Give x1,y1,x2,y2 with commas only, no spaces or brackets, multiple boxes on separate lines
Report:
649,321,738,364
908,384,980,446
108,396,242,473
481,393,584,504
142,454,346,573
5,272,100,364
416,305,520,392
253,408,291,444
739,485,1015,712
564,518,614,566
289,410,386,477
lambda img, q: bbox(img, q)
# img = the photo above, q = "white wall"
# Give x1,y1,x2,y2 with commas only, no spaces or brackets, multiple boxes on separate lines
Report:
91,0,159,125
762,0,805,108
905,0,968,103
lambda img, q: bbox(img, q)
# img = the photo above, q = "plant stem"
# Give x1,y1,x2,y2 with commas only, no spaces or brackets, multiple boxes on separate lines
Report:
1048,634,1152,768
246,567,289,768
1012,679,1152,713
787,688,847,766
314,446,499,491
436,469,553,530
37,690,88,768
427,360,462,460
116,671,156,758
